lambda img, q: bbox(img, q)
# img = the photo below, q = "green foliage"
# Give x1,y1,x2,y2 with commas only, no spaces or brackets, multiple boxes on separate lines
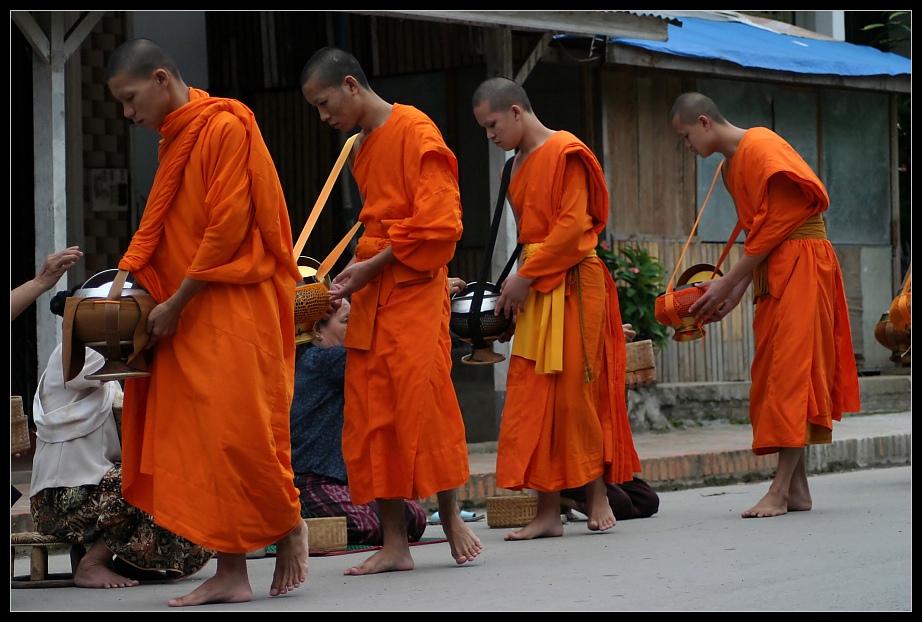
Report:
596,243,670,350
861,11,911,48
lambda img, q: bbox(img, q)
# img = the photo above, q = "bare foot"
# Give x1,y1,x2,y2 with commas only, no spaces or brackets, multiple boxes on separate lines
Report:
344,547,414,576
786,486,813,511
271,519,310,596
167,574,252,607
787,467,813,512
441,511,483,564
504,514,564,541
741,490,788,518
74,556,140,589
587,505,617,532
168,554,252,607
585,478,617,532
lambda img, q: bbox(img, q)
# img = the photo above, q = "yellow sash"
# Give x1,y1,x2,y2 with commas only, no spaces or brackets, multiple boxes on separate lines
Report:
753,214,826,299
512,245,597,374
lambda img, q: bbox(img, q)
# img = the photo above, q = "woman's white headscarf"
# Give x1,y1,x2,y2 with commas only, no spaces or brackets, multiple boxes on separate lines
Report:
30,344,123,495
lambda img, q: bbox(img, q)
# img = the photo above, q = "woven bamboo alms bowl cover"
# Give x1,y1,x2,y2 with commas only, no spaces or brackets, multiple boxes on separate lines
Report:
294,257,332,344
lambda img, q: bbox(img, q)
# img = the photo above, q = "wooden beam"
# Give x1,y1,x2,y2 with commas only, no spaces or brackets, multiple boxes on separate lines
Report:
515,32,552,86
63,11,106,58
31,13,72,372
11,11,50,63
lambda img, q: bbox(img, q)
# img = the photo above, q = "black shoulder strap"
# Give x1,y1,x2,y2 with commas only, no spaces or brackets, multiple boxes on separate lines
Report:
467,156,522,349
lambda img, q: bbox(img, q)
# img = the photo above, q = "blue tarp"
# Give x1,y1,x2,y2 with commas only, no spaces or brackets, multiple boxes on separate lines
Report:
611,16,911,77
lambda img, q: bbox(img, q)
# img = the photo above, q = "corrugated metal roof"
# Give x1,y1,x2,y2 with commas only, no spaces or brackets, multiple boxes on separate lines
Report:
349,10,675,41
648,10,836,39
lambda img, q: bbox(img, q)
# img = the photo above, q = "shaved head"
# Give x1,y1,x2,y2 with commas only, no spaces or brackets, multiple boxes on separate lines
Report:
471,77,532,113
300,46,369,89
670,92,726,125
105,37,181,82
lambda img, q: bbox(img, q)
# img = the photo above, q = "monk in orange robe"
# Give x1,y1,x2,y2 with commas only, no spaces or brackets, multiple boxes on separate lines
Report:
672,91,861,518
300,46,482,575
472,77,641,541
106,38,309,606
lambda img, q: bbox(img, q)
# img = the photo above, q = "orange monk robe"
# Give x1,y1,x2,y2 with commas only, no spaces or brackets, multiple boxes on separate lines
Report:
343,104,468,505
118,88,304,553
725,127,861,456
497,131,640,493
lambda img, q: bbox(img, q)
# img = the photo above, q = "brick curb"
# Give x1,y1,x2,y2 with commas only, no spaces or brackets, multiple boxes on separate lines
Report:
425,432,912,509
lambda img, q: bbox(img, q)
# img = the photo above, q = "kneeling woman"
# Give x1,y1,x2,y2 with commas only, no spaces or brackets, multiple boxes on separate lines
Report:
289,298,428,545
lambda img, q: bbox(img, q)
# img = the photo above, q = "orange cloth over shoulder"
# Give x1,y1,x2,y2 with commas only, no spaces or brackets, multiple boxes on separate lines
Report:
342,104,469,504
496,131,640,492
118,88,303,552
726,127,861,455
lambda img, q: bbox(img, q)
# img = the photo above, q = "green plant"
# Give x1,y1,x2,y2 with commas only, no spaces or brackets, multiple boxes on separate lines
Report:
860,11,911,49
596,242,670,350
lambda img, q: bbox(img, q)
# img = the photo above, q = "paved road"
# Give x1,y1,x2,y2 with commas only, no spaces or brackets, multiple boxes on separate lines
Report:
11,465,911,612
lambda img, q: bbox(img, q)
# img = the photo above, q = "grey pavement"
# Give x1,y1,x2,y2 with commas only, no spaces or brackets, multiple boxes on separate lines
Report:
12,410,913,528
10,375,912,611
10,465,912,612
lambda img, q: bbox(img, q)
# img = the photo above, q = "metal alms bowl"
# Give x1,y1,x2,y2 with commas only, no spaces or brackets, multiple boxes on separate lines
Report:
73,268,149,299
450,282,501,315
449,282,509,340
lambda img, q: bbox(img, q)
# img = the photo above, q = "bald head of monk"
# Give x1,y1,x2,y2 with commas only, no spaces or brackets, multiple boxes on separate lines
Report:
471,76,553,156
670,91,746,160
300,47,391,135
300,46,369,90
471,76,533,114
106,38,190,132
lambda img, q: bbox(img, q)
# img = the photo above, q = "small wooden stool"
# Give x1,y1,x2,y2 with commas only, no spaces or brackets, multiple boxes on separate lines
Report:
11,532,86,588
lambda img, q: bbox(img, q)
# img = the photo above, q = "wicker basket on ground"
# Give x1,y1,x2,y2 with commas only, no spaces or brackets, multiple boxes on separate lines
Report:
486,495,538,528
305,517,347,553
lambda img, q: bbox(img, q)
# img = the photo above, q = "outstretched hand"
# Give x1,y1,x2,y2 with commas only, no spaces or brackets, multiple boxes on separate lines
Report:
11,245,84,321
329,262,373,301
36,246,84,287
448,277,467,296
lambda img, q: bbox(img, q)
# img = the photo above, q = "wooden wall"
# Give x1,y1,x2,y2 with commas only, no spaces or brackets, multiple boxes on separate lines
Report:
600,67,756,383
609,238,756,383
599,67,870,382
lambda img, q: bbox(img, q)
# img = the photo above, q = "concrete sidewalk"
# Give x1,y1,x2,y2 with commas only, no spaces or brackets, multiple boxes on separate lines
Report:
11,413,913,529
11,382,912,527
12,467,913,611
